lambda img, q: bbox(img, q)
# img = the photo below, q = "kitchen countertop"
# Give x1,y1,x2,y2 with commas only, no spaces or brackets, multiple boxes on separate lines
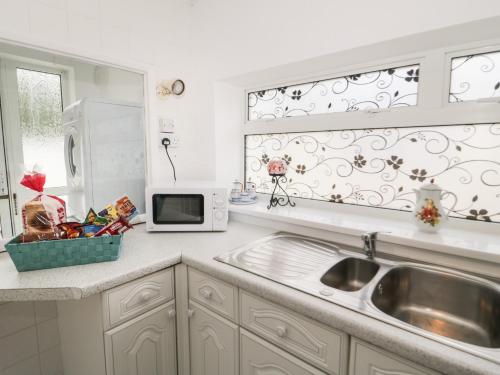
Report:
0,222,274,301
0,219,498,374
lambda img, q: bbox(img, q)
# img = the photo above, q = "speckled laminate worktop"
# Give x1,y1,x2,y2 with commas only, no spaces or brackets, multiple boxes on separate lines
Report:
0,221,274,301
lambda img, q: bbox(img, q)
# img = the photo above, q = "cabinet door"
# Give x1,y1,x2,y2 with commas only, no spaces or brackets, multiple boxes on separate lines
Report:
349,338,438,375
189,300,239,375
105,301,177,375
240,329,327,375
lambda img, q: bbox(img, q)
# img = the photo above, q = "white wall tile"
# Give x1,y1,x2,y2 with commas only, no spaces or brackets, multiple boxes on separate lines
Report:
39,346,64,375
101,25,130,57
68,14,102,52
0,302,35,339
2,355,41,375
0,327,38,370
34,302,57,324
36,319,60,353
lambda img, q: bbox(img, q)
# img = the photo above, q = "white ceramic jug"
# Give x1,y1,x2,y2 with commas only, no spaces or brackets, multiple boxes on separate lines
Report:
413,180,457,232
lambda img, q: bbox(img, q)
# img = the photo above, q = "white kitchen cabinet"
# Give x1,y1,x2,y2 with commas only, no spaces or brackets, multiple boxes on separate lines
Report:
349,338,438,375
105,301,177,375
240,328,327,375
58,268,176,375
188,300,239,375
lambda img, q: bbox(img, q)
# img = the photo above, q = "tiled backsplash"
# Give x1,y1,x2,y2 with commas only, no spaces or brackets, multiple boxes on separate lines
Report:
0,302,63,375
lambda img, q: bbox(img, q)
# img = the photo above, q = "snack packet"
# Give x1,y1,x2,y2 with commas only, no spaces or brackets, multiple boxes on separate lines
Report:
95,216,132,237
115,196,138,221
84,209,108,226
98,204,118,223
20,170,66,242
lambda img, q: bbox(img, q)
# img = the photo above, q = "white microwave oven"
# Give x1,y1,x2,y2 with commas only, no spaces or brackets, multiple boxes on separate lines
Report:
146,182,228,232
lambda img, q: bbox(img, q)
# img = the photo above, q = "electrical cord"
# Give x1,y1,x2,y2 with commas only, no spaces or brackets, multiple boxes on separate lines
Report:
162,137,177,181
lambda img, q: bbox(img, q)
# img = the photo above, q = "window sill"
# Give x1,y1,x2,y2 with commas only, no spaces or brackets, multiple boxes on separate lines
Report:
229,199,500,267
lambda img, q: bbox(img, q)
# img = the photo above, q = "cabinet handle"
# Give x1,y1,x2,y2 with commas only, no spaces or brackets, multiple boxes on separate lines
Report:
276,326,287,338
139,291,154,302
187,309,195,318
167,309,176,318
200,288,213,299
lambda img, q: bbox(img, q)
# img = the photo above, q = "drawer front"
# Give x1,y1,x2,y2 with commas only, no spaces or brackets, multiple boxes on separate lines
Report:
240,291,348,374
103,268,174,329
241,329,327,375
188,268,238,321
349,338,438,375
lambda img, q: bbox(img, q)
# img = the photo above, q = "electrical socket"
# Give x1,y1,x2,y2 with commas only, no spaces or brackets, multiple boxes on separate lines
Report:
159,135,180,149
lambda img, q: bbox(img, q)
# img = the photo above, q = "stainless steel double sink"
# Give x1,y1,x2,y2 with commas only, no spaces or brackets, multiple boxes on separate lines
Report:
215,232,500,362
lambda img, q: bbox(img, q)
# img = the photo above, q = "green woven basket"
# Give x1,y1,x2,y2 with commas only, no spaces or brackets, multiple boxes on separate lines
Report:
5,234,123,272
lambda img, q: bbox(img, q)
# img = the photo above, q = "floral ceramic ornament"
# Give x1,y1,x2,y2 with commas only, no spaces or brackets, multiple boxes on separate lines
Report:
267,159,288,176
413,179,457,232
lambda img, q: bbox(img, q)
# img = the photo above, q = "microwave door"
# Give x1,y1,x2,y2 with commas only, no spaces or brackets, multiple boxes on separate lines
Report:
152,194,211,230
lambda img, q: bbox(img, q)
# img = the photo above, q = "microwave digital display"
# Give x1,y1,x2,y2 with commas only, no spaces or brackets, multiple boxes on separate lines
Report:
152,194,204,224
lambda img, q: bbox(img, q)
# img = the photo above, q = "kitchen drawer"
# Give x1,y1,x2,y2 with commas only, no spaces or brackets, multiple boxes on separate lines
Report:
349,338,438,375
188,267,238,322
240,291,348,375
241,328,327,375
103,268,174,329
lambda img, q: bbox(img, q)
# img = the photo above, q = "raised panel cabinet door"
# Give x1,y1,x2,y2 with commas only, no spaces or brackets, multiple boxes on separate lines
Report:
189,301,239,375
349,338,438,375
105,301,177,375
240,329,327,375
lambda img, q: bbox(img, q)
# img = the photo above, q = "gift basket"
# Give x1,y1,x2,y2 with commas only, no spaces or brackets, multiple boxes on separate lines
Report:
5,170,137,272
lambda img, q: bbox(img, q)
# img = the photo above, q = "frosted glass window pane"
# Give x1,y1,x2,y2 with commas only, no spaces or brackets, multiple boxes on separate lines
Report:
449,51,500,102
245,124,500,223
248,64,419,121
16,68,66,188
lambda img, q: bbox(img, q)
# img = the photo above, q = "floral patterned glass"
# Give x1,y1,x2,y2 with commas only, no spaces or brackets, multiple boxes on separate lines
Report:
245,124,500,223
449,50,500,102
247,64,419,121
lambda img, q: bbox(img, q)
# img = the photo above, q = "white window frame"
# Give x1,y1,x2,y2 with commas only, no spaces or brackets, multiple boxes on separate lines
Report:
443,43,500,106
241,37,500,230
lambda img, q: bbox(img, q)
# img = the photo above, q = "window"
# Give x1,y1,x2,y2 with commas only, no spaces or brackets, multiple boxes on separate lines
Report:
449,50,500,102
248,64,420,121
245,124,500,223
16,68,66,188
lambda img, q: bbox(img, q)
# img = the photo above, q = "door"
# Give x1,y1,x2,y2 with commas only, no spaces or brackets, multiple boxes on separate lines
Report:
240,329,327,375
0,101,12,239
105,302,177,375
0,59,70,235
188,301,239,375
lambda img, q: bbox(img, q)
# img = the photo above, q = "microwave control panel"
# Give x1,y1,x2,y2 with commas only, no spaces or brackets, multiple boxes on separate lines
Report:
213,192,228,231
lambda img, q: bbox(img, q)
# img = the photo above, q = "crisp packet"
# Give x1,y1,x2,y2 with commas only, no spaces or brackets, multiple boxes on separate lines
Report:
81,224,102,238
96,216,132,237
57,222,82,239
115,196,138,221
84,209,108,226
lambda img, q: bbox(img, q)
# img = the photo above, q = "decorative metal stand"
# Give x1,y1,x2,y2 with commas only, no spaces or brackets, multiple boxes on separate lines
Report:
267,175,296,209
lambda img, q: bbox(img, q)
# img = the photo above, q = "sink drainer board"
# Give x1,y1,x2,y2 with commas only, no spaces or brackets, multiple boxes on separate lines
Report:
215,232,500,363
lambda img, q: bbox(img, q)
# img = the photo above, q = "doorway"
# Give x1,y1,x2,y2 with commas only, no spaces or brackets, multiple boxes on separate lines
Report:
0,59,69,236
